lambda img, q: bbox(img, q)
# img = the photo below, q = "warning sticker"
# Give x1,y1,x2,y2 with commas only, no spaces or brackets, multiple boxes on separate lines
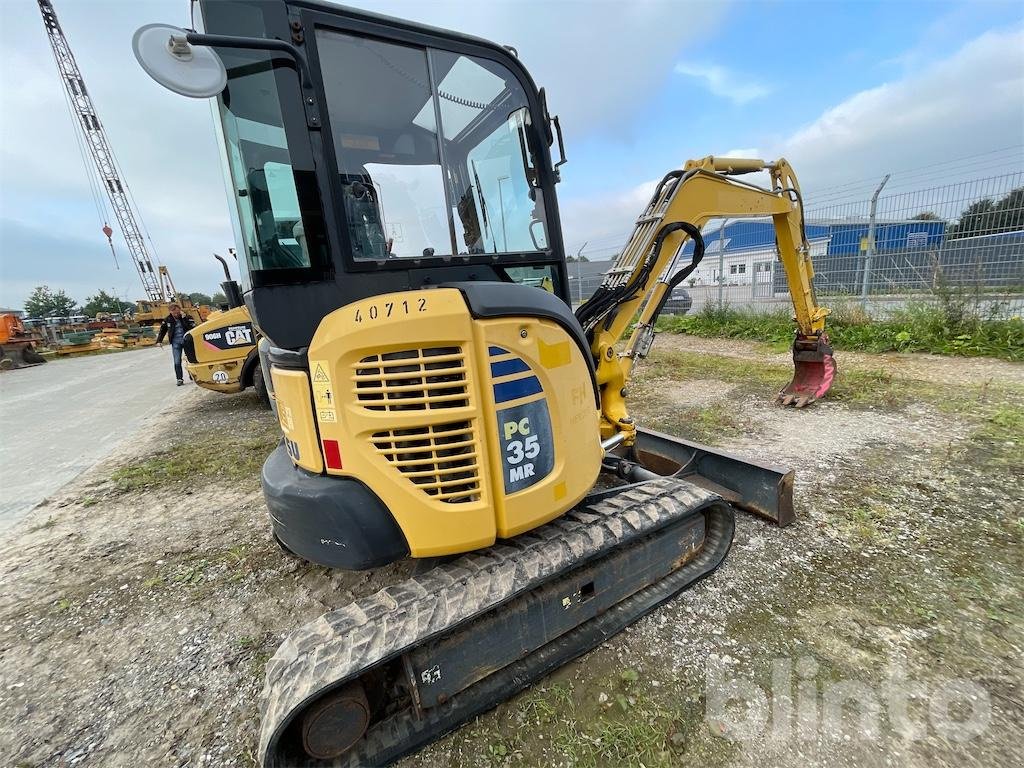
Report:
313,383,334,408
312,363,331,383
318,409,337,423
309,360,335,409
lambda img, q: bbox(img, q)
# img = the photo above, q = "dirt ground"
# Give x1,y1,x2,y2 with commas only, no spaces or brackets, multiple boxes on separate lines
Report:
1,336,1021,768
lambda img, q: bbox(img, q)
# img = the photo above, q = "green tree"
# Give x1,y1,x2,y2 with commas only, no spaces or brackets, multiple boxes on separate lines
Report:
211,291,228,307
81,290,133,317
24,285,78,318
950,187,1024,239
911,211,941,220
991,187,1024,234
188,291,213,306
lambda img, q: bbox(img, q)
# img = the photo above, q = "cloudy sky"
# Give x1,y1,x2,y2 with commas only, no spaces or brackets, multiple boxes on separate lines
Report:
1,0,1022,309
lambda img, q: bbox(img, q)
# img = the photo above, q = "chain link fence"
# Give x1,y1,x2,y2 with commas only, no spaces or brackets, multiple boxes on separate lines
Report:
571,170,1024,317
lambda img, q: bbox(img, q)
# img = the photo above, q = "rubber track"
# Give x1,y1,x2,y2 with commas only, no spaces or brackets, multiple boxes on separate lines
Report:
260,478,730,766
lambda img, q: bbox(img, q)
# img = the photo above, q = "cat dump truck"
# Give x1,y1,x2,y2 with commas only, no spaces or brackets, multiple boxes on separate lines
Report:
134,2,835,764
0,313,47,370
184,254,269,407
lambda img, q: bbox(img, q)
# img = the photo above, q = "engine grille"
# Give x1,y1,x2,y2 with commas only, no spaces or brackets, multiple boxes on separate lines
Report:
354,347,469,412
371,421,480,503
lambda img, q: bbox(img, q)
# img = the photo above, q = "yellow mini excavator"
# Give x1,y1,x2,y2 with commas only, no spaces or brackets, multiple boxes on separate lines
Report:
183,254,269,407
134,2,835,764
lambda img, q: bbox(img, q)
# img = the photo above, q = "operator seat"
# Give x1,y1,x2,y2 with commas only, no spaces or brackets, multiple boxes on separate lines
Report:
341,172,390,259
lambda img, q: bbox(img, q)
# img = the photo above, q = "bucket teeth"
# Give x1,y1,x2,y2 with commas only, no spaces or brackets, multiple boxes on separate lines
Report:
777,334,836,407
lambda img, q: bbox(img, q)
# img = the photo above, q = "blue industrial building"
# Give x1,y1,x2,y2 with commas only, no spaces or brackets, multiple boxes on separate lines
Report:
578,218,1021,299
680,218,961,294
823,220,946,255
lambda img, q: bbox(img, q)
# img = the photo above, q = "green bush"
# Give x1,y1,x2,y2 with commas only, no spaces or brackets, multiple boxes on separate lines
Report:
659,300,1024,361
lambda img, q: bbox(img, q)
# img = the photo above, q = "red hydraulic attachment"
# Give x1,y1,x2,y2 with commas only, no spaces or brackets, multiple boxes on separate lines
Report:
778,333,837,408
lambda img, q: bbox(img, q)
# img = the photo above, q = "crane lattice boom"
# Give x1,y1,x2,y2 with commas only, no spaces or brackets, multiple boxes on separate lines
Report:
37,0,165,302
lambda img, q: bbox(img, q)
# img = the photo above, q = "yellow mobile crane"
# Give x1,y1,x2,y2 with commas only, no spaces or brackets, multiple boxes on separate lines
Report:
134,2,835,764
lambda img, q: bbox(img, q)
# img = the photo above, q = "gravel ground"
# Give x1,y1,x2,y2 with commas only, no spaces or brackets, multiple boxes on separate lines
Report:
0,341,1021,768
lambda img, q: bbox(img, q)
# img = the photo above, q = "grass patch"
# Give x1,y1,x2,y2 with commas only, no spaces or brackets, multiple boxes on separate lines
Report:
837,503,890,543
665,401,743,445
497,672,735,768
548,688,726,768
660,299,1024,361
639,348,911,409
967,402,1024,469
975,403,1024,441
110,428,276,492
628,366,746,443
519,682,573,726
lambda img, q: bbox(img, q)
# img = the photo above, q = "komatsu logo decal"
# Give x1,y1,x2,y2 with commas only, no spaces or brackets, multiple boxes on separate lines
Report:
490,346,553,494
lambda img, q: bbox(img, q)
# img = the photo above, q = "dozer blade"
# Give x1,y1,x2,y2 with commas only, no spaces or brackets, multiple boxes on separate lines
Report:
259,478,734,767
624,427,795,527
777,332,836,408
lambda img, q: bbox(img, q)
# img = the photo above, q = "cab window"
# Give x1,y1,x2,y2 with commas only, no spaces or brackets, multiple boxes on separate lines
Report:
206,0,326,282
315,29,548,260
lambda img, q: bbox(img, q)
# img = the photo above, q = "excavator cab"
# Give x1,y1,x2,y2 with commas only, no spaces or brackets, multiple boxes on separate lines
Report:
197,0,568,352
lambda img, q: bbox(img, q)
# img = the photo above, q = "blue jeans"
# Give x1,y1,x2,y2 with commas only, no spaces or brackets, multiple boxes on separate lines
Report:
171,342,184,381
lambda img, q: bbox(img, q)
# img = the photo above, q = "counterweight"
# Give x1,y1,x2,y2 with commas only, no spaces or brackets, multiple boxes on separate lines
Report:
37,0,165,302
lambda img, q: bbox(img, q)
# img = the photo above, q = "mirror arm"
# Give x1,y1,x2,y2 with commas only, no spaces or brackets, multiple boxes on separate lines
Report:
183,32,321,128
183,33,313,90
551,114,567,178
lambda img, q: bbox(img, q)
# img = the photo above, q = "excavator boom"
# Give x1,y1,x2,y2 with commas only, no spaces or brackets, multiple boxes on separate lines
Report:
581,156,835,419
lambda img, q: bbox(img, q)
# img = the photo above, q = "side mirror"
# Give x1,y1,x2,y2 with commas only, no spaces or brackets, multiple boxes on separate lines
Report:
132,24,227,98
133,23,314,97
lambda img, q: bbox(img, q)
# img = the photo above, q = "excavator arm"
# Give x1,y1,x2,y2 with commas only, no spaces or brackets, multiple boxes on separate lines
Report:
577,156,836,442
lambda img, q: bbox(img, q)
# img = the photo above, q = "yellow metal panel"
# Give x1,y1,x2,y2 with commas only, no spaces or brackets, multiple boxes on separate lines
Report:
184,305,257,391
538,338,571,369
270,367,323,474
475,318,601,538
308,288,495,557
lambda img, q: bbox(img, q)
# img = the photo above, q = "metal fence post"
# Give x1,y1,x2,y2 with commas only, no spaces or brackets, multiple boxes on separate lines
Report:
575,242,586,305
718,219,728,310
861,174,890,308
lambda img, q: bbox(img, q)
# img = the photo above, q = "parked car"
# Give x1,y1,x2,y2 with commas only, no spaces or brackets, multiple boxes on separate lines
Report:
661,286,693,315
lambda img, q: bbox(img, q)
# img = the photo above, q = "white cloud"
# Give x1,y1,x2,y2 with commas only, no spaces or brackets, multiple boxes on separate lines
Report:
776,26,1024,200
720,148,762,159
561,25,1024,252
560,178,660,257
673,62,771,105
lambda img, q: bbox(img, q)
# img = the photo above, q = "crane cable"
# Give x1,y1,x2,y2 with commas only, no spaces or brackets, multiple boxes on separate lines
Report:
57,70,120,269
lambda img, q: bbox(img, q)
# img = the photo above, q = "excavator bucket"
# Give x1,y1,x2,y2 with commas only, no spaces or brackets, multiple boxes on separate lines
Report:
778,333,836,408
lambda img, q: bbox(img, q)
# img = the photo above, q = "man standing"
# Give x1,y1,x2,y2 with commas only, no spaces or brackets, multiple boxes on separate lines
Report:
155,303,196,385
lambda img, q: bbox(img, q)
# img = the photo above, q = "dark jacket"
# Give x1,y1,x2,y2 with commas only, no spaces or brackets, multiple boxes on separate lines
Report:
155,313,196,345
